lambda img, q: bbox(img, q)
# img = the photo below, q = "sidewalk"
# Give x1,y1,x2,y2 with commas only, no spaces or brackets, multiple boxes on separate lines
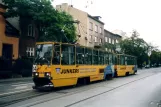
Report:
0,77,32,83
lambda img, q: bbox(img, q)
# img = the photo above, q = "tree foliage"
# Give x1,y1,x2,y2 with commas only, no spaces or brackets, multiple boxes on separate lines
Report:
150,50,161,67
119,30,150,67
3,0,76,42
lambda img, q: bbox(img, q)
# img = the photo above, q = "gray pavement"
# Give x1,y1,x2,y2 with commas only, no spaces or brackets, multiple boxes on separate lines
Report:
6,67,161,107
0,77,33,97
0,77,32,83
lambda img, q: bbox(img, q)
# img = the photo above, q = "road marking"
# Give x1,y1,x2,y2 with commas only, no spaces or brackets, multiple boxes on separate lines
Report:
15,86,28,89
0,88,32,96
12,83,34,87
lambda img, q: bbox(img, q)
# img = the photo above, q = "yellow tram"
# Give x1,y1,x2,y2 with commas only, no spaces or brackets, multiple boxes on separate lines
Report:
32,42,137,89
115,54,137,77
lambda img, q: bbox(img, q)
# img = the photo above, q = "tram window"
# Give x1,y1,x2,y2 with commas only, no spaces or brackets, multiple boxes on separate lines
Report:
98,51,104,65
117,55,120,65
84,48,92,65
131,57,133,65
109,54,113,64
121,55,125,65
76,46,84,64
61,44,75,65
125,56,127,65
52,44,60,65
113,54,115,64
127,56,131,65
93,50,98,65
130,57,133,65
134,58,137,65
104,52,109,64
112,54,116,65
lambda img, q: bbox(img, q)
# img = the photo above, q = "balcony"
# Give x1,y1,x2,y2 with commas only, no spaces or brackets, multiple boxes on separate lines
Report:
94,42,102,48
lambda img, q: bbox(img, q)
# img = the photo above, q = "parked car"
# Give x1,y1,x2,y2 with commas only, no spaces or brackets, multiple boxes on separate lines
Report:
145,65,150,68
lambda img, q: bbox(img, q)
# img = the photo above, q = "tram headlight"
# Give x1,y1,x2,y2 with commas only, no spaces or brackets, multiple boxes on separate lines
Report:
45,72,51,77
33,72,39,77
35,72,38,76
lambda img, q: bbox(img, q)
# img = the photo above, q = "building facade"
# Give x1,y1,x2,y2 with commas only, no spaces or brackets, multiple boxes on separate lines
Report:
104,29,122,52
0,1,37,59
88,15,104,48
0,3,19,60
56,3,104,48
19,18,38,58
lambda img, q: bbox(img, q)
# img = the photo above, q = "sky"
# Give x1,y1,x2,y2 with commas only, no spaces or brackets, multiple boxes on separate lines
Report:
53,0,161,50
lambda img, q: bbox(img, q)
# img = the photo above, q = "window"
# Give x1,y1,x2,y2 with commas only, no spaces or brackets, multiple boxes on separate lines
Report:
92,50,98,64
84,48,92,64
112,39,114,44
52,44,60,65
120,55,125,65
98,51,104,65
109,54,113,64
89,22,93,30
61,44,75,65
34,44,53,65
105,48,108,51
28,24,35,37
26,47,35,57
116,39,118,43
89,35,92,42
105,37,108,42
94,36,97,42
100,27,102,34
104,52,109,64
109,38,111,43
76,46,84,64
100,38,102,43
95,25,98,32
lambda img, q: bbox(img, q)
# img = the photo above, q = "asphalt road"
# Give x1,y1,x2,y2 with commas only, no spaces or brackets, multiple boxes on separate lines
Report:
0,78,33,97
5,67,161,107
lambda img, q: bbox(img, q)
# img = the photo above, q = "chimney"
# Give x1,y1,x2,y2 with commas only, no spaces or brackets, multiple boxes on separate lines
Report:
70,5,73,7
93,16,101,20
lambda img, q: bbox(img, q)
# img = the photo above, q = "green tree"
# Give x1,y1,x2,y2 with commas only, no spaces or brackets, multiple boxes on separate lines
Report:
150,50,161,67
119,30,149,68
3,0,76,42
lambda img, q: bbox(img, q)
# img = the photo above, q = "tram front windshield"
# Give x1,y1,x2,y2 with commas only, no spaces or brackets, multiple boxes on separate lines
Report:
34,44,53,65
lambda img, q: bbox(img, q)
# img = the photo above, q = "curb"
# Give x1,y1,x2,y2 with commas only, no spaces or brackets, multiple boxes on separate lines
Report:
0,77,32,83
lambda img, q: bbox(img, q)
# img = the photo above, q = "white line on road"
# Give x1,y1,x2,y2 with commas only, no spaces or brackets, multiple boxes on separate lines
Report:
0,88,32,96
15,86,28,89
12,83,34,87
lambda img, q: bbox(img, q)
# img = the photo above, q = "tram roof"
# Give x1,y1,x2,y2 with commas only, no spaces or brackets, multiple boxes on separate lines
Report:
36,42,116,54
117,54,137,58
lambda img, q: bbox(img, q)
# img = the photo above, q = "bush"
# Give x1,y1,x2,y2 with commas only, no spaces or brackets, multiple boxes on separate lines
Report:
12,57,33,77
0,57,13,79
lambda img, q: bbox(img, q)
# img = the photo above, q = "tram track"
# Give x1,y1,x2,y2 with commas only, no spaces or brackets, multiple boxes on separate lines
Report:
21,71,160,107
65,73,156,107
0,90,50,107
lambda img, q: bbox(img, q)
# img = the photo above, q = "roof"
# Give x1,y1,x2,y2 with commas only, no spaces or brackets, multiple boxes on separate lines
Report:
5,20,19,37
0,3,7,9
104,29,122,38
88,14,104,25
117,54,137,58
